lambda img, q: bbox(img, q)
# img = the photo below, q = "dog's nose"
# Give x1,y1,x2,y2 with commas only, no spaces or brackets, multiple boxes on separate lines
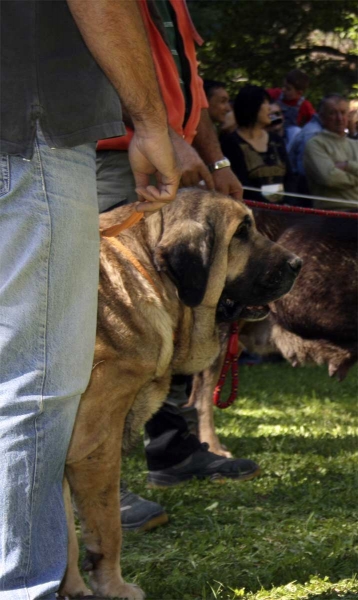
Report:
287,256,303,274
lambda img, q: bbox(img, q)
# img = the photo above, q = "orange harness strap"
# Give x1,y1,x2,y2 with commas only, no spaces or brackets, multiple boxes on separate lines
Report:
100,210,162,299
100,210,144,237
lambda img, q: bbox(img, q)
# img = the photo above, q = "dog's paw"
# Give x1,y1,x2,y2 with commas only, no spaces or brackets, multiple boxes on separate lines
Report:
116,583,145,600
217,448,233,459
201,437,233,458
93,581,145,600
59,573,92,598
210,446,233,458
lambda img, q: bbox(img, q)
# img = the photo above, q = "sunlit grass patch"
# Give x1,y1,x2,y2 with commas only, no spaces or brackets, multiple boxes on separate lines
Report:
81,363,358,599
210,574,358,599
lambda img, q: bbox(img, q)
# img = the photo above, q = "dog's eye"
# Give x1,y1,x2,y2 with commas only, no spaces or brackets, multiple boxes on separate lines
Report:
234,216,251,240
234,223,249,240
234,225,248,239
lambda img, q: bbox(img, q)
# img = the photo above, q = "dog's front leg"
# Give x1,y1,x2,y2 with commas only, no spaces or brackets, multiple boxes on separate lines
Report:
65,410,145,600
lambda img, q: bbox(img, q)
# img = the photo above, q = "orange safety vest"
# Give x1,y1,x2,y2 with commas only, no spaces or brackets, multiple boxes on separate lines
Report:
97,0,208,151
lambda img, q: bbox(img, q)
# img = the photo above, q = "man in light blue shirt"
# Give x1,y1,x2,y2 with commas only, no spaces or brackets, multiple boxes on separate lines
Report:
288,112,322,176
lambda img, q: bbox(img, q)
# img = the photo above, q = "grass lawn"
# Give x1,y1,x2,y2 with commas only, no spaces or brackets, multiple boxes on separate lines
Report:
116,363,358,600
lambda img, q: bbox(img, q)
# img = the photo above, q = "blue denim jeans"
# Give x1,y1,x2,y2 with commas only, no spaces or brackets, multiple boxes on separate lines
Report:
0,127,100,599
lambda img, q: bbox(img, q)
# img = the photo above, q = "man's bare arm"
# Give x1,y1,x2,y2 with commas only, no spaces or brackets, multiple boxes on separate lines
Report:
192,108,243,200
67,0,180,209
67,0,164,130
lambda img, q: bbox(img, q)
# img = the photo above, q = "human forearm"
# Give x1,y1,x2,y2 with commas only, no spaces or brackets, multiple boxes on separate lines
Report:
121,103,134,130
192,109,225,164
67,0,180,209
67,0,166,132
304,148,357,190
319,165,356,189
338,161,358,178
193,109,243,199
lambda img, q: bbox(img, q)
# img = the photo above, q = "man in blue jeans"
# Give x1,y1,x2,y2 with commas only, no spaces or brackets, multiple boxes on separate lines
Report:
0,1,180,599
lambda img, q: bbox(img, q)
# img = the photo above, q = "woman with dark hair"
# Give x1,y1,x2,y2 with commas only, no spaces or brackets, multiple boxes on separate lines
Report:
221,85,291,202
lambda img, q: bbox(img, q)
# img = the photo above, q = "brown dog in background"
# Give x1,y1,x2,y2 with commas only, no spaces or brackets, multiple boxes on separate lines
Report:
60,190,301,600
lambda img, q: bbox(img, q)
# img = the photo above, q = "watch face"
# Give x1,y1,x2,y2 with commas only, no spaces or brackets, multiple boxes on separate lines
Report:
209,158,230,172
216,159,230,169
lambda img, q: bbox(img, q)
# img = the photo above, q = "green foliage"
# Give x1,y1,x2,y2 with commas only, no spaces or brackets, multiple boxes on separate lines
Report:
114,363,358,600
187,0,358,105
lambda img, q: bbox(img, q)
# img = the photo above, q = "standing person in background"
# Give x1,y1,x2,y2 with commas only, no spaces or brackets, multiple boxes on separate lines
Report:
203,79,232,127
220,107,238,136
204,79,237,136
268,69,316,133
267,102,300,151
288,97,331,204
304,95,358,210
97,0,260,535
267,102,300,202
288,112,323,179
221,85,292,203
0,1,180,599
267,102,286,138
348,99,358,140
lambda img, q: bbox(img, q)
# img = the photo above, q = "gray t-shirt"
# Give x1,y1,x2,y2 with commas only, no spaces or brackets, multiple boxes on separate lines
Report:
0,0,125,158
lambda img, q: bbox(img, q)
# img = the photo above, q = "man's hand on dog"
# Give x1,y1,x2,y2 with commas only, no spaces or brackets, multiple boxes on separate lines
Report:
129,127,181,213
212,168,243,200
128,124,243,213
168,129,243,201
169,129,215,189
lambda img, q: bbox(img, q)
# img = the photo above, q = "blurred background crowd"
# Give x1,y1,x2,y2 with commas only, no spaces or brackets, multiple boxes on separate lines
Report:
206,75,357,210
191,0,357,211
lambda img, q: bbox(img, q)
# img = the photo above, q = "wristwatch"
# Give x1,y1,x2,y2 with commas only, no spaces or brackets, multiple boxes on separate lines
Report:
207,157,231,173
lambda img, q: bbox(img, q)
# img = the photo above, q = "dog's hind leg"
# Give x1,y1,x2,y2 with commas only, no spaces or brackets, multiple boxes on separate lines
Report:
192,367,233,458
189,321,247,458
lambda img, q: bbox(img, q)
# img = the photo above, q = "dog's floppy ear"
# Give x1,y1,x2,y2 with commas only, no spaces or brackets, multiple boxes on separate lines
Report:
154,220,215,307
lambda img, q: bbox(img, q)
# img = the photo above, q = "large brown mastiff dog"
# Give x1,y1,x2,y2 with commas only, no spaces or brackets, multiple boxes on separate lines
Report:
60,189,301,600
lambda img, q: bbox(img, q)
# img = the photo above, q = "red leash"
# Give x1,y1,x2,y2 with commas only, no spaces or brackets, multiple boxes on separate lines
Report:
243,199,358,219
213,322,240,409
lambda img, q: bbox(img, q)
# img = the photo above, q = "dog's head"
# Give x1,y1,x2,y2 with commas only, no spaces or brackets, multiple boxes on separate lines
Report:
154,189,302,318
